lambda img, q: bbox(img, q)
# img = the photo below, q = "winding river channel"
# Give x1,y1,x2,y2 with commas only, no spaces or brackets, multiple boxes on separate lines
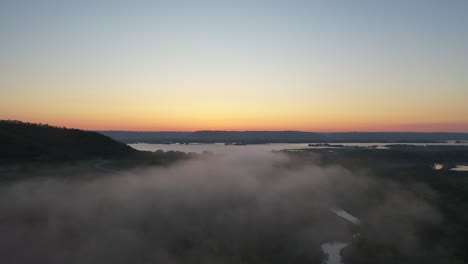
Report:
321,208,360,264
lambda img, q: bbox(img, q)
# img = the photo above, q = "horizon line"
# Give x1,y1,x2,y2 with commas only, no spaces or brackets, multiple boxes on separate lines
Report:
3,119,468,134
95,129,468,134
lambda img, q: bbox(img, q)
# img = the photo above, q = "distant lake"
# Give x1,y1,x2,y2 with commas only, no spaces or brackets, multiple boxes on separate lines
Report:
129,141,468,154
129,143,309,154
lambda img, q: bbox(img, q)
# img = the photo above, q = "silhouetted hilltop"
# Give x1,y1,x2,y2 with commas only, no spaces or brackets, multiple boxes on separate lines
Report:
0,120,137,160
100,130,468,144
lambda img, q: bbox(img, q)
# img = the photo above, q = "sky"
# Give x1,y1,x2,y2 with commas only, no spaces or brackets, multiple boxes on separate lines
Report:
1,0,467,132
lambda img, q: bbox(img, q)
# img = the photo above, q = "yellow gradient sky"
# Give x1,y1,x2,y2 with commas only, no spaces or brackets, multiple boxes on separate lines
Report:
1,1,467,132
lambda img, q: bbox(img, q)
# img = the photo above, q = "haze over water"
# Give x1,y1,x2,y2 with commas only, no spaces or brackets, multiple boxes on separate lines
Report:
1,1,468,264
130,142,468,154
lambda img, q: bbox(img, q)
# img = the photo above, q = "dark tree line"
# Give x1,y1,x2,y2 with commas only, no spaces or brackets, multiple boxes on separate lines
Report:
0,120,137,161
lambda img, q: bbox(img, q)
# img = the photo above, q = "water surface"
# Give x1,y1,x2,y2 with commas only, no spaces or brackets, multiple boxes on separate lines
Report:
321,242,348,264
129,142,468,154
451,165,468,171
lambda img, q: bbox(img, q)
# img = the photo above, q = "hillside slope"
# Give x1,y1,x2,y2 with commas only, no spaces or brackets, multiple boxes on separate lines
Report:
0,120,137,160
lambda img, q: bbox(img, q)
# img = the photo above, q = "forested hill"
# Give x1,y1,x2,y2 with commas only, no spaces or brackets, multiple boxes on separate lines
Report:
0,120,137,160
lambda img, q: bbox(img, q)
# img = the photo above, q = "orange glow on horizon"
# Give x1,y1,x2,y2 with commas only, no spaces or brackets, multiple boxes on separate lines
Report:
6,115,468,133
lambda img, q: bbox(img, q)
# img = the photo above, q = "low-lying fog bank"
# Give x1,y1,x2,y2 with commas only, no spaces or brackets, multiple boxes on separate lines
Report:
0,151,443,264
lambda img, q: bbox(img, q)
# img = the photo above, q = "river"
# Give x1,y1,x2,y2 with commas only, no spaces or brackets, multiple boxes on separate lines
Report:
129,142,468,154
